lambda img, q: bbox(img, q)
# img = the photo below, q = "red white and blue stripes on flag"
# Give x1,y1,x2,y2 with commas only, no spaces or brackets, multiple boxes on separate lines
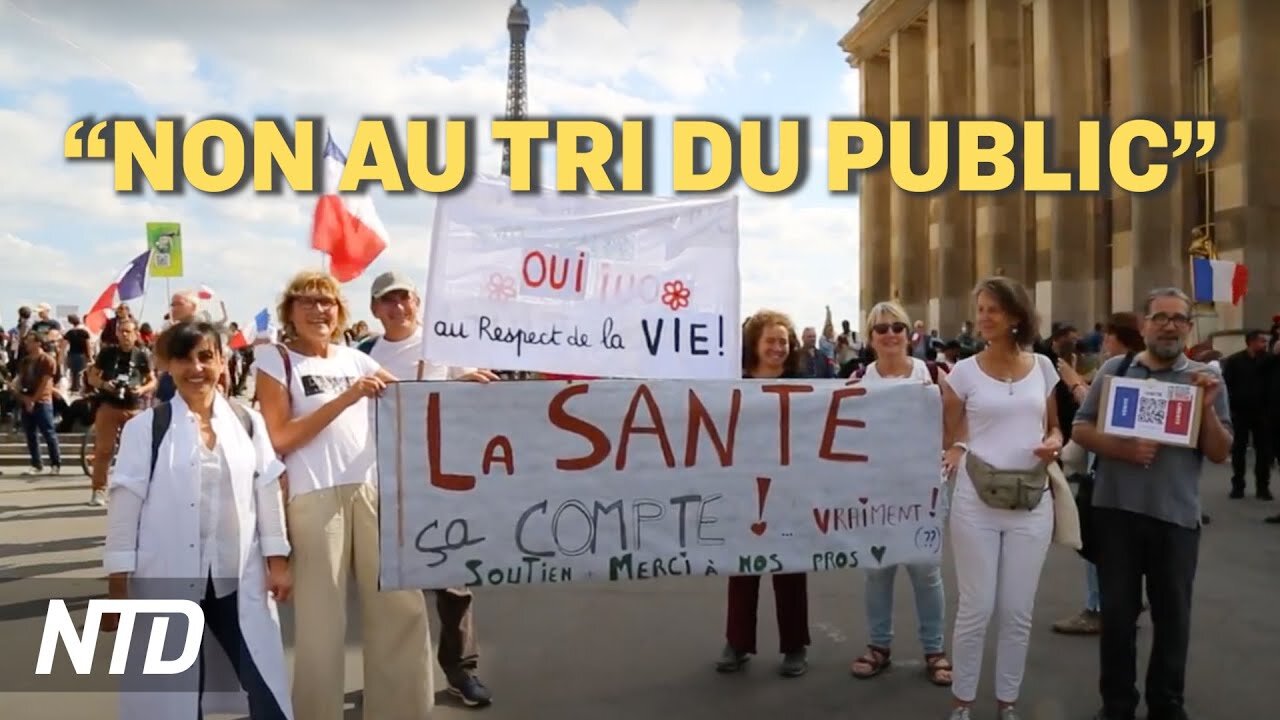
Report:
1191,257,1248,305
84,250,151,333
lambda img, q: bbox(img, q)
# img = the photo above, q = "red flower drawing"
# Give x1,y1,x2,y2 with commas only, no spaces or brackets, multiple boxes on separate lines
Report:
488,273,516,300
661,280,691,311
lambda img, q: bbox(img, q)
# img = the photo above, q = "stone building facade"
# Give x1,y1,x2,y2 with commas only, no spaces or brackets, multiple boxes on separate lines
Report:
841,0,1279,336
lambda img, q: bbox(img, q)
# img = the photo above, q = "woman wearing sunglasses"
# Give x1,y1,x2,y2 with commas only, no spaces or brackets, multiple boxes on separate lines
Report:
846,301,952,687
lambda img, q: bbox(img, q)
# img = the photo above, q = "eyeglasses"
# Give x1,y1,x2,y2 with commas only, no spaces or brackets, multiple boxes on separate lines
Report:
1148,313,1191,328
294,295,338,311
871,322,909,335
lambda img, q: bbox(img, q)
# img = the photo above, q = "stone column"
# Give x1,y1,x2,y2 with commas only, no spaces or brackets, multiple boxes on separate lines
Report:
1084,0,1111,321
1122,0,1182,310
972,0,1026,282
927,0,972,335
1215,0,1280,329
1032,0,1090,331
889,26,928,324
859,56,892,323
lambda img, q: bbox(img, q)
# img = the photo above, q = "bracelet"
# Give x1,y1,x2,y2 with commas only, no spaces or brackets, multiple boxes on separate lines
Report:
950,442,969,453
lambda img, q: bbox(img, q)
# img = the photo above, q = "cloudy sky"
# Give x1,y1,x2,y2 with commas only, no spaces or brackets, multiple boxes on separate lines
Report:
0,0,865,332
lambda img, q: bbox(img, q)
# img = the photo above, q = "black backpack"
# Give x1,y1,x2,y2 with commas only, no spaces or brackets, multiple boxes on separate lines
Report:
149,400,254,480
356,336,380,355
1074,352,1136,563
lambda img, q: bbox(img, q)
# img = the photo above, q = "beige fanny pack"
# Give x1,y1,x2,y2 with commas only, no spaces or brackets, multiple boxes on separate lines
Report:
965,453,1049,511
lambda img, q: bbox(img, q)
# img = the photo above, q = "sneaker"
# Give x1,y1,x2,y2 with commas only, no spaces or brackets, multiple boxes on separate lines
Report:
946,708,972,720
446,675,492,707
996,707,1021,720
1051,609,1102,635
1258,488,1274,501
50,465,61,476
1228,487,1244,499
88,489,107,507
779,648,807,677
715,644,750,673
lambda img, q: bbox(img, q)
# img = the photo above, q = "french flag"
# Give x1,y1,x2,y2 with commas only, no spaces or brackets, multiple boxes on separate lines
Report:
312,131,389,283
1191,257,1248,305
85,250,151,334
229,308,271,350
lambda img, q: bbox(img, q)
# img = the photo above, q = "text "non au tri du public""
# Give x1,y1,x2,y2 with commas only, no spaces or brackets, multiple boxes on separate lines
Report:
63,117,1219,195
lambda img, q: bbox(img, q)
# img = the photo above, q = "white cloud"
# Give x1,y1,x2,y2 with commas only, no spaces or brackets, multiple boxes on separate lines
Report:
774,0,870,30
529,1,745,99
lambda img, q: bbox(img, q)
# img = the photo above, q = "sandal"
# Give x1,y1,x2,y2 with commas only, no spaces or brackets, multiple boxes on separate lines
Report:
850,645,891,679
924,653,953,686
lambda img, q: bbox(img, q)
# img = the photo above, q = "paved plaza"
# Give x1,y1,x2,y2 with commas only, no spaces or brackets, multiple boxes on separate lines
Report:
1,462,1276,720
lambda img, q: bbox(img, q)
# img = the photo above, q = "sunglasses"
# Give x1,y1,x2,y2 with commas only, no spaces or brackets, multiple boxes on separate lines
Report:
871,322,909,335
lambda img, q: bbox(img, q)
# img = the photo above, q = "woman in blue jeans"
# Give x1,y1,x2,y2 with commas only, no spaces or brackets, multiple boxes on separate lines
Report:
847,302,952,686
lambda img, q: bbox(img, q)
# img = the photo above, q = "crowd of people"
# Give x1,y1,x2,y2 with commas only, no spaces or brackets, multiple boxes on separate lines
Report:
2,270,1274,720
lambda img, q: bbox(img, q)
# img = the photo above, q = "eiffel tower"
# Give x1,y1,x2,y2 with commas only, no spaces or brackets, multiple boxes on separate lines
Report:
501,0,530,177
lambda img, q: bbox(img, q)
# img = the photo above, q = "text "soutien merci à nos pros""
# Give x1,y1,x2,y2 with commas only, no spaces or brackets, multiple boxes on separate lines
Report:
63,117,1220,195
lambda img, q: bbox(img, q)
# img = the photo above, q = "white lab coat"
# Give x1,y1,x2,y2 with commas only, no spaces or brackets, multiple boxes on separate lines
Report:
105,393,292,720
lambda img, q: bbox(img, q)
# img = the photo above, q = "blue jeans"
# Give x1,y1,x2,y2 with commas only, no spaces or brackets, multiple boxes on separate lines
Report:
864,562,946,654
21,401,61,469
1085,561,1101,612
67,353,88,393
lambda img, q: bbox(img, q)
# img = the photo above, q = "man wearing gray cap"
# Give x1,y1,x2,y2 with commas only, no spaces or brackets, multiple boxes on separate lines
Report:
360,270,499,707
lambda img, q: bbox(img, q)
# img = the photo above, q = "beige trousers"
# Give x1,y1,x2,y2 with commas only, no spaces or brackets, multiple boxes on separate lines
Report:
287,481,433,720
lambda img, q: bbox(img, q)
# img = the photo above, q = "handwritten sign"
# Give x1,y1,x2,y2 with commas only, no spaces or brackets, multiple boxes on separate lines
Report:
422,175,740,379
376,379,945,590
1098,376,1203,447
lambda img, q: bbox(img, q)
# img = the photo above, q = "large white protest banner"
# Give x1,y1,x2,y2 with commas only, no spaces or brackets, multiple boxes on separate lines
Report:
376,379,945,590
422,176,740,379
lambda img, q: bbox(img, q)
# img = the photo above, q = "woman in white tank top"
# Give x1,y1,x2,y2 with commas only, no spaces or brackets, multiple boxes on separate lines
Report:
940,278,1063,720
846,301,952,687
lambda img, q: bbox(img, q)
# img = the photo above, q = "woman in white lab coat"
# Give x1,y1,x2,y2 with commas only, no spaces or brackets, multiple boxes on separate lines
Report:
103,320,294,720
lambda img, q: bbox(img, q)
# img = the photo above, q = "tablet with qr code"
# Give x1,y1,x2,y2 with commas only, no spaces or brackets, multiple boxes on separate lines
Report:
1096,376,1204,448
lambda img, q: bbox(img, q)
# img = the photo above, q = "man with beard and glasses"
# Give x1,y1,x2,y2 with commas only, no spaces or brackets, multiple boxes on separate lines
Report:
1072,288,1232,720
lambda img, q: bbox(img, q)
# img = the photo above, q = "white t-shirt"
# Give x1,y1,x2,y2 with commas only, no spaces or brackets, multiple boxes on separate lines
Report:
365,327,473,381
254,344,382,498
947,354,1059,496
861,357,934,385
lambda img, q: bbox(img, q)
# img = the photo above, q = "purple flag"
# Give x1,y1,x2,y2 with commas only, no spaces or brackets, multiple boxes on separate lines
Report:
116,250,151,301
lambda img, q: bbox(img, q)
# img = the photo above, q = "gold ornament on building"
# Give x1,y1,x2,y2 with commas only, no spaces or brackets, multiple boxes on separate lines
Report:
1187,226,1217,260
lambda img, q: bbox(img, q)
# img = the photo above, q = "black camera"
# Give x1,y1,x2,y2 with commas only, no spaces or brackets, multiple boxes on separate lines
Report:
110,373,132,401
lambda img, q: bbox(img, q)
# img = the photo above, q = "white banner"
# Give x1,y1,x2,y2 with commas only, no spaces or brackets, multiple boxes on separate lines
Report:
376,379,945,590
422,176,741,379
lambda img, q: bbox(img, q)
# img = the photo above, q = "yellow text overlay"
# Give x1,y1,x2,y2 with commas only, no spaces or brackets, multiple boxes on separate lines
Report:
62,117,1220,195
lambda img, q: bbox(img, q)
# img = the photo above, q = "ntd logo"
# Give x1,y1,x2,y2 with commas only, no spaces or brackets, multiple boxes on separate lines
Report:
35,599,204,676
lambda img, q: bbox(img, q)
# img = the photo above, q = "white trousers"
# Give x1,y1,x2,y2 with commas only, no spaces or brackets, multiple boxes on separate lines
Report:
948,480,1053,703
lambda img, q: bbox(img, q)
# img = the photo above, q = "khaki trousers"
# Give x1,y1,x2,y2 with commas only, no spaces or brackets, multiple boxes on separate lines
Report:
92,404,139,491
287,482,433,720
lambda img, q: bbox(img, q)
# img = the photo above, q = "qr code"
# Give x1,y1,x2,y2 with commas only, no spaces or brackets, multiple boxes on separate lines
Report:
1137,396,1167,425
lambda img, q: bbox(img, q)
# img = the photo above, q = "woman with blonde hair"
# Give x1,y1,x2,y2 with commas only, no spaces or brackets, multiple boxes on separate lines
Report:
254,270,432,720
847,301,952,687
941,277,1062,720
716,309,812,677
